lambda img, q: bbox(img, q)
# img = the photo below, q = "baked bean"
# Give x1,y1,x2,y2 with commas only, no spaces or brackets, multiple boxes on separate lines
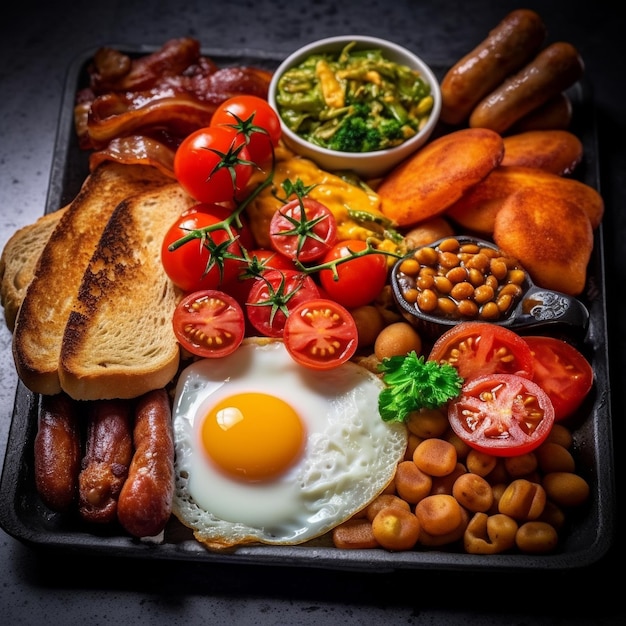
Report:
415,494,464,536
535,442,576,474
395,237,527,322
498,479,546,520
374,322,423,360
538,500,566,530
419,506,469,547
453,473,494,512
466,449,497,476
504,452,538,478
371,507,421,551
394,461,432,504
464,512,518,554
365,494,411,522
406,408,449,439
404,433,423,461
350,305,385,348
445,429,472,460
542,472,590,508
545,423,574,449
430,462,467,496
515,521,559,554
485,459,510,485
413,438,457,477
489,483,508,514
332,518,379,549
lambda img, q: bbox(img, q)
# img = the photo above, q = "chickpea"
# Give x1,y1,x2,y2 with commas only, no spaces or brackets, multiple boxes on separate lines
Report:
406,408,448,439
374,322,423,360
350,305,385,348
464,512,518,554
452,473,494,512
515,521,559,554
498,479,546,521
394,460,432,504
413,438,457,477
332,518,379,549
466,449,497,477
535,442,576,474
415,494,464,536
418,506,469,547
542,472,590,508
371,507,421,551
504,452,538,478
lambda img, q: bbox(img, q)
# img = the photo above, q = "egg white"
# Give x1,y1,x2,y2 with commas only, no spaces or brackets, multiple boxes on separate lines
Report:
171,338,407,549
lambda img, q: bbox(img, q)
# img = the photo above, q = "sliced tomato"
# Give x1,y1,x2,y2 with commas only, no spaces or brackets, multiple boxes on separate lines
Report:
447,373,555,457
283,298,358,370
523,336,593,421
245,269,320,338
318,239,388,309
173,290,245,358
428,322,534,381
269,198,337,263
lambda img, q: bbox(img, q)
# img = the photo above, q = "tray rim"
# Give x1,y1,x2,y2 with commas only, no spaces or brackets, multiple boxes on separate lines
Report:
0,43,616,573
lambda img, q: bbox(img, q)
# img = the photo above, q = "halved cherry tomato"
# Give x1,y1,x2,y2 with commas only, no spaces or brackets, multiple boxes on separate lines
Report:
161,203,253,293
173,290,245,358
523,336,593,421
269,198,337,263
283,298,358,370
174,125,253,203
428,322,535,381
246,269,320,338
447,373,555,457
211,95,281,166
318,239,388,309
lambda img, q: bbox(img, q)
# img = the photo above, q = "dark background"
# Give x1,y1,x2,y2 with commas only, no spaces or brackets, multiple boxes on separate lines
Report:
1,1,624,623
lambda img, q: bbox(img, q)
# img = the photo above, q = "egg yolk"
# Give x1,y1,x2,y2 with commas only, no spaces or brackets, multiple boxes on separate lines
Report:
202,392,306,482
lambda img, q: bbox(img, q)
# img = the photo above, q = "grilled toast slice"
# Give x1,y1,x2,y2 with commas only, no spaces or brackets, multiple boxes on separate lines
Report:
59,183,195,400
13,162,172,396
0,207,68,332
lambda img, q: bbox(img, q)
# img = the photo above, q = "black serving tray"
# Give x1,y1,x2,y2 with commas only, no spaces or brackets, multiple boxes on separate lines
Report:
0,45,615,573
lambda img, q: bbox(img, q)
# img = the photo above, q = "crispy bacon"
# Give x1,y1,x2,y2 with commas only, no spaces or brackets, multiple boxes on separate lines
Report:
75,38,274,175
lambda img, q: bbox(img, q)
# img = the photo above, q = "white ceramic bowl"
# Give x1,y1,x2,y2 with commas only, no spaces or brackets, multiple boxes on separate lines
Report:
268,35,441,179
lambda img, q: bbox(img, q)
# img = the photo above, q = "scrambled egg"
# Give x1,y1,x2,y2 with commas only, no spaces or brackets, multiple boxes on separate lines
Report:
245,144,403,257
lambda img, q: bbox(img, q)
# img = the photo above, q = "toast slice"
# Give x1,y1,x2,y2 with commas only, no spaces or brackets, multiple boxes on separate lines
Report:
0,206,68,332
59,183,195,400
13,162,172,396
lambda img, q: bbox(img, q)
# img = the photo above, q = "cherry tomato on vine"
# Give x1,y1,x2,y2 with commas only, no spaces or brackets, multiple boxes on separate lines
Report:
318,239,388,309
428,322,535,381
283,298,358,370
269,198,337,263
161,203,253,293
211,95,281,166
447,373,555,457
245,269,320,338
174,125,253,203
173,290,245,358
523,335,594,421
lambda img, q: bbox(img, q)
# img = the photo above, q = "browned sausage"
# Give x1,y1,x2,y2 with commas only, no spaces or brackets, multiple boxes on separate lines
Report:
78,399,133,524
117,389,174,538
440,9,546,125
469,42,584,134
508,92,573,133
34,393,81,511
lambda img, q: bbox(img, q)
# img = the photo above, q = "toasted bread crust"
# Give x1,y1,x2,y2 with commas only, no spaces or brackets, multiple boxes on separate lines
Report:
12,162,171,396
58,183,195,400
0,207,68,332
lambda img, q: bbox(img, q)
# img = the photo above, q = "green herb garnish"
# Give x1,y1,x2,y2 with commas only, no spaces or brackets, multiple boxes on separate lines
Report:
377,351,463,423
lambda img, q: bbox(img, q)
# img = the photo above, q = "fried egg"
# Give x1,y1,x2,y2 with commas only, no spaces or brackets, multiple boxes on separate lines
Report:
171,338,407,550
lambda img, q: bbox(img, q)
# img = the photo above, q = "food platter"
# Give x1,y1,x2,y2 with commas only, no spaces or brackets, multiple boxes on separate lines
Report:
0,45,615,572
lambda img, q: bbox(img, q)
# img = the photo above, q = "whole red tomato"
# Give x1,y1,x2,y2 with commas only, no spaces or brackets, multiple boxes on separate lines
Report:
318,239,388,309
211,95,281,166
174,125,253,203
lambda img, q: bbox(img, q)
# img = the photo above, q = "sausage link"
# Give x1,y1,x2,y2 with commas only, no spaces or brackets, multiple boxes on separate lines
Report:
78,399,133,524
440,9,546,125
117,389,174,538
508,92,573,133
469,42,584,134
34,393,81,511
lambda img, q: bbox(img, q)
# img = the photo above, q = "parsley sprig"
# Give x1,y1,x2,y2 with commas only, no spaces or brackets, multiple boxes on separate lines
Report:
377,351,463,423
